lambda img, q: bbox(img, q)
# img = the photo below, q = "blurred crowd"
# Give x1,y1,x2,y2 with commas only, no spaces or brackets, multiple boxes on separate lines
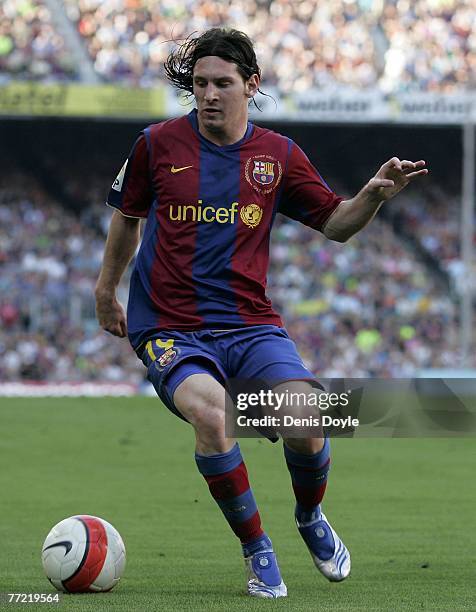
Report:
2,0,475,93
380,0,476,93
389,182,468,291
0,173,142,384
0,0,77,82
64,0,378,91
0,169,470,384
269,215,461,377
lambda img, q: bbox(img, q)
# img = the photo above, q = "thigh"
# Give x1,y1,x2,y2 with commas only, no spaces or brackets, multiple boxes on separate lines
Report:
273,380,325,447
232,325,319,388
173,371,236,454
140,333,226,421
173,371,228,425
227,327,323,443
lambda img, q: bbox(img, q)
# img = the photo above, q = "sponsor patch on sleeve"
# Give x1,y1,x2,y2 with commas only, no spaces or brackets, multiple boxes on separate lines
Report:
111,159,128,192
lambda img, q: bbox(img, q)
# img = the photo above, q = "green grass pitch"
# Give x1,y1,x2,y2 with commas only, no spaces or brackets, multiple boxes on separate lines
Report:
0,398,474,611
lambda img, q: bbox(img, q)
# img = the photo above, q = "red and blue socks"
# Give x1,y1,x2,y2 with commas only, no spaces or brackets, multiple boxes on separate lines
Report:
195,443,272,557
284,437,331,524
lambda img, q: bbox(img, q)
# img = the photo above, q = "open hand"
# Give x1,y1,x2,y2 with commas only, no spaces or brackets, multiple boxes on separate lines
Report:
366,157,428,201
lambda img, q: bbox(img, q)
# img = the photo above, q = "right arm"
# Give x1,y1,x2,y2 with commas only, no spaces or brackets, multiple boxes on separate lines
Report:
322,158,427,242
95,210,141,337
279,142,343,234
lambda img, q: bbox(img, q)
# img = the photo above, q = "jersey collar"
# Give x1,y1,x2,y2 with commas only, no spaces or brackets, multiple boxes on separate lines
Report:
188,109,253,150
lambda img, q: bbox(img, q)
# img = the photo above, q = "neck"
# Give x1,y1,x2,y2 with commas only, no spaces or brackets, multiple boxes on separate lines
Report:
198,119,249,146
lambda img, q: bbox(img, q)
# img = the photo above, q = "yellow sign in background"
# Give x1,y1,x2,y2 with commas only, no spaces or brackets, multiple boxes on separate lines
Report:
0,83,166,118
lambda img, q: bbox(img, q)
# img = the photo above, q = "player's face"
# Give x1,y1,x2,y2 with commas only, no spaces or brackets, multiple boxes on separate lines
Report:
193,56,259,146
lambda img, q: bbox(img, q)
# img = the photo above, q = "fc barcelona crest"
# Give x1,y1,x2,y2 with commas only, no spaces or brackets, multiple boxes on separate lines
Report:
253,160,274,185
158,348,177,368
245,155,282,194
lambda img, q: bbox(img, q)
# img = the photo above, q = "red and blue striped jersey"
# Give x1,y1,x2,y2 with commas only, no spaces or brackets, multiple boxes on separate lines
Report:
107,110,342,351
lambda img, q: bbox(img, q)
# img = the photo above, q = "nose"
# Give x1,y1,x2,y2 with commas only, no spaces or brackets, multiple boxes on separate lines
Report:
204,82,218,102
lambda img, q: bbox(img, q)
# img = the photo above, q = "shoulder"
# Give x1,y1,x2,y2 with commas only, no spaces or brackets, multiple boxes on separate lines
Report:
144,115,193,140
250,125,309,159
141,115,194,151
250,123,292,147
247,124,294,167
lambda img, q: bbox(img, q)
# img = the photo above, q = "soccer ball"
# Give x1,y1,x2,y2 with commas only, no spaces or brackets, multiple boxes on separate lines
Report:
41,515,126,592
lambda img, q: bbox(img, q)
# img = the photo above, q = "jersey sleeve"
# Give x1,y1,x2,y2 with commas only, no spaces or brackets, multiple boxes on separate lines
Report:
107,133,153,218
278,141,343,231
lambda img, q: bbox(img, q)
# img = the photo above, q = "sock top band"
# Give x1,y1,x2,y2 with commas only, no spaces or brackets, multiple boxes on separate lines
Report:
195,443,242,476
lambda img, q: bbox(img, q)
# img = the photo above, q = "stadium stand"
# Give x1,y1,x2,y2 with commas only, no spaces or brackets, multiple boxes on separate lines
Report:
0,170,143,383
63,0,379,90
0,0,77,82
387,183,466,293
379,0,476,93
1,2,474,383
2,0,474,93
269,212,462,377
59,0,476,93
0,158,468,383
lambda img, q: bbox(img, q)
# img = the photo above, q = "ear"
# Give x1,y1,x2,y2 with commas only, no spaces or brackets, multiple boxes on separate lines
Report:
246,74,260,98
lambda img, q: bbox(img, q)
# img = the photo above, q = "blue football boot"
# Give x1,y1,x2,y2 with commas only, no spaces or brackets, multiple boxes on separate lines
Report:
296,507,351,581
245,549,287,598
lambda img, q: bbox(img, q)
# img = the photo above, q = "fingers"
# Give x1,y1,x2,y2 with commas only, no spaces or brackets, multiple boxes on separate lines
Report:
105,326,127,338
383,157,402,171
401,159,427,172
384,158,427,172
104,325,123,337
119,319,128,337
95,298,127,338
369,177,395,189
101,318,127,338
379,158,428,186
405,168,429,180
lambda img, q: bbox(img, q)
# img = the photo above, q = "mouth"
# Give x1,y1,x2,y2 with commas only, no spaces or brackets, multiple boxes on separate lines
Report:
202,108,221,117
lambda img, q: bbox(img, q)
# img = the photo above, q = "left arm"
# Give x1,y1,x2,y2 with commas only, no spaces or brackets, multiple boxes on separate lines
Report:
322,157,428,242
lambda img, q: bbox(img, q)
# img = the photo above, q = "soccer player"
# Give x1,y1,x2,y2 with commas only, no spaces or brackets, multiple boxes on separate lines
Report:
95,28,428,598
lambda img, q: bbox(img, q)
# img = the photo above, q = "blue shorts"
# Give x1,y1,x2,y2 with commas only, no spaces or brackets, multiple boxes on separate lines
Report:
139,325,317,421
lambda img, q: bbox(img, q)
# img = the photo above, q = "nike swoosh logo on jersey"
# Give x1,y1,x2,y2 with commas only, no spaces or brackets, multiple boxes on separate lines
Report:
43,541,73,556
171,165,193,174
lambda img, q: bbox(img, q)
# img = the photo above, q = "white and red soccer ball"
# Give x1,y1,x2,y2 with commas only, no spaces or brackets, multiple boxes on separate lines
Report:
41,515,126,592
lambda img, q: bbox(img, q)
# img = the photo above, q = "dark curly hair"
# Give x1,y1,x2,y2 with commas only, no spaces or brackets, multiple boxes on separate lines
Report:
164,28,264,109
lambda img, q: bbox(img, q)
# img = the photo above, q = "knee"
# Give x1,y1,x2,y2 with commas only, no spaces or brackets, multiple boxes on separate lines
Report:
193,404,231,454
194,405,225,438
172,374,231,453
284,437,325,454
